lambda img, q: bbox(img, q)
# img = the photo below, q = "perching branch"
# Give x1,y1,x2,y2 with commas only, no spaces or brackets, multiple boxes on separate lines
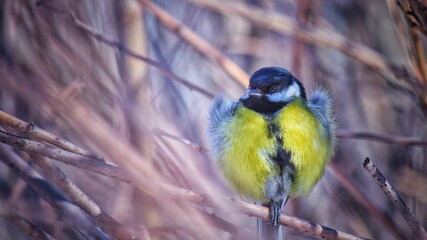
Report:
0,112,366,240
363,158,427,239
230,198,368,240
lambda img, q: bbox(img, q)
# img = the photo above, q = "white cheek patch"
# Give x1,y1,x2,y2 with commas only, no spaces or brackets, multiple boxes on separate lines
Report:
266,82,300,103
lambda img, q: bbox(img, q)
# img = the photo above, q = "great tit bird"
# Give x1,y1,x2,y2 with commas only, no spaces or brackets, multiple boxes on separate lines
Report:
209,67,336,231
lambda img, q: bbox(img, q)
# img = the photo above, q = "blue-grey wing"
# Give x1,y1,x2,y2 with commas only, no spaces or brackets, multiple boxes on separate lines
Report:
208,96,237,161
307,89,336,147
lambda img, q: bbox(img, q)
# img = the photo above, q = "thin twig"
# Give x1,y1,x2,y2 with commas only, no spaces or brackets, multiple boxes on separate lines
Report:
337,129,427,145
234,198,368,240
363,158,427,239
186,0,421,90
0,147,109,240
138,0,250,87
0,128,366,239
0,130,129,183
158,183,368,240
4,215,56,240
29,154,140,240
0,110,104,161
152,128,208,153
68,11,215,99
396,0,427,84
397,168,427,205
329,163,405,240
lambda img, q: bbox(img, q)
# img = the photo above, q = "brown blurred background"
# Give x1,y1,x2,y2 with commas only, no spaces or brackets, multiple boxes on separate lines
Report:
0,0,426,239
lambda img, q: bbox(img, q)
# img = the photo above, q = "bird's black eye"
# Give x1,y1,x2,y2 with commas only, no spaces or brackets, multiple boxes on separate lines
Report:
269,85,280,93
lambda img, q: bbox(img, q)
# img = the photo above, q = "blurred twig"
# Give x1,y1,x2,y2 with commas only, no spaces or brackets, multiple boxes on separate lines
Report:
0,112,366,240
138,0,250,87
398,167,427,205
363,158,427,239
185,0,403,80
396,0,427,84
337,129,427,145
0,129,129,183
397,1,427,36
156,181,369,240
329,163,406,240
187,0,427,112
29,154,140,240
4,215,55,240
66,11,215,99
0,146,109,240
0,110,104,161
0,131,366,239
152,128,208,153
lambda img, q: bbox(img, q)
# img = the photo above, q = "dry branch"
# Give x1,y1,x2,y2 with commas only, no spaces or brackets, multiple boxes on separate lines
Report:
329,163,405,239
0,129,129,182
138,0,250,86
29,154,140,240
67,11,215,99
0,146,109,240
4,215,55,240
337,129,427,145
363,158,427,240
153,128,208,153
0,114,366,239
0,110,103,161
186,0,424,96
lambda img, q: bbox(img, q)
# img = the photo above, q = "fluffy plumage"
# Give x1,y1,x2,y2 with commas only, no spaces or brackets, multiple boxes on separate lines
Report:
208,67,336,229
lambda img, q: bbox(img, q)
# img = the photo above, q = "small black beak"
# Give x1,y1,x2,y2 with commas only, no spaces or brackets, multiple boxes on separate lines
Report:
246,88,265,98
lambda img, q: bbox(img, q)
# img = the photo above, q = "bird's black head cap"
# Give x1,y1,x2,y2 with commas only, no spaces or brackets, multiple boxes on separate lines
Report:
240,67,306,114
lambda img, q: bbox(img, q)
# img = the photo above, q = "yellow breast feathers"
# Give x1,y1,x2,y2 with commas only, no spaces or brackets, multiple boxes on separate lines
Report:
218,99,333,201
220,107,277,202
275,99,333,196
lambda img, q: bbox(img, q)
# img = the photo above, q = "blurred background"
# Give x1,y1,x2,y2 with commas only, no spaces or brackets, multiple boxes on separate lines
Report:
0,0,426,239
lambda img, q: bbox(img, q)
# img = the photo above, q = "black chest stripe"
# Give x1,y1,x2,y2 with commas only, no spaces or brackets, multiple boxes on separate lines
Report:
267,121,295,180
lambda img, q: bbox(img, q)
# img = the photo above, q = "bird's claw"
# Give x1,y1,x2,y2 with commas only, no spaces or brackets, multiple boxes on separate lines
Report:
269,202,281,229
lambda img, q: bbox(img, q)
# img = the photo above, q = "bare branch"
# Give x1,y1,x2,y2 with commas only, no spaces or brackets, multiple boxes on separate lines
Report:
29,154,140,240
186,0,421,90
0,110,103,161
4,215,55,240
0,129,129,183
363,158,427,239
68,11,215,99
0,146,109,240
152,128,208,153
138,0,250,87
329,163,405,239
337,129,427,145
0,126,366,240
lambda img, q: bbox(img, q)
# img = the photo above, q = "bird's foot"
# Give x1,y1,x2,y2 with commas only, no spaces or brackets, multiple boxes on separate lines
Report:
268,201,281,229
